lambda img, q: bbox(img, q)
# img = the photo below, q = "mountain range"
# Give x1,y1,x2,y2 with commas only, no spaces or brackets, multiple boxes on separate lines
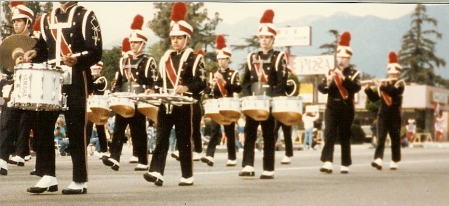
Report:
104,4,449,79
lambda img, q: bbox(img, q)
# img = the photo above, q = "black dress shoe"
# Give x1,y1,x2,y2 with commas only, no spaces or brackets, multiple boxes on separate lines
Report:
200,157,214,166
319,168,332,174
143,173,163,186
102,158,120,171
62,188,87,195
27,185,58,194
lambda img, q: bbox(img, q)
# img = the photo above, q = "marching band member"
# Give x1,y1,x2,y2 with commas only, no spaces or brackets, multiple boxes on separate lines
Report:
24,1,102,194
102,14,157,171
201,34,241,167
86,61,109,157
366,51,405,170
435,114,444,148
318,31,361,174
405,118,416,148
239,9,287,179
143,2,206,186
0,1,36,175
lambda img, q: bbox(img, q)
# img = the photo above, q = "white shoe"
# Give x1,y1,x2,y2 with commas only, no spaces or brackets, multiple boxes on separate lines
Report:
193,152,202,161
320,161,332,173
171,151,179,160
260,170,274,179
390,161,398,170
239,165,255,177
62,182,87,194
10,156,25,166
179,177,194,186
24,155,32,161
129,156,138,163
200,156,214,166
143,172,164,186
100,152,110,159
0,159,7,175
226,159,237,167
371,158,382,170
281,156,291,165
135,164,148,171
340,166,349,174
27,175,58,193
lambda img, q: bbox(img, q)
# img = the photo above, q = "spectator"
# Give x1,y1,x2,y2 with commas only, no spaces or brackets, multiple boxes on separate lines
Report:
54,118,69,156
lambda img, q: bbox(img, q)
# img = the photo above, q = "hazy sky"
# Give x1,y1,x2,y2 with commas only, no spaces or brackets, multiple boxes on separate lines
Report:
79,2,418,46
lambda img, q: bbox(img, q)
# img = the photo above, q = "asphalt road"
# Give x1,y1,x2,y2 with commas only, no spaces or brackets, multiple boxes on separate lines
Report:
1,142,449,206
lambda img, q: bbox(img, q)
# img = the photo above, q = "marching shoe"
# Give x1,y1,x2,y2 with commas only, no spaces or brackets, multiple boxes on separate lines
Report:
179,177,194,186
24,155,32,161
390,161,398,170
100,152,110,159
10,156,25,166
260,171,274,179
0,159,8,176
281,156,291,165
143,172,164,186
129,156,138,163
171,151,179,161
320,161,333,174
27,175,58,194
134,164,148,171
193,152,202,161
102,157,120,171
340,166,349,174
62,182,87,195
371,158,382,170
226,159,237,167
239,165,255,177
200,156,214,166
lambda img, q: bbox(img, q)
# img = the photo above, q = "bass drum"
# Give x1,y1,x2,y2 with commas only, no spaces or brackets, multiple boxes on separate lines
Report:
203,99,232,125
271,96,303,126
241,96,270,121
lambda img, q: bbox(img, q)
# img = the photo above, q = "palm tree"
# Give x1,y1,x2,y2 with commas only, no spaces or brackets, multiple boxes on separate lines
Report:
398,4,446,86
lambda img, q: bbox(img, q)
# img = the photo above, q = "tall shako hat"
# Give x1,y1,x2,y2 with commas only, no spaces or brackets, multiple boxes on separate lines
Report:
129,15,147,43
258,9,276,36
336,31,352,57
11,1,34,22
170,2,193,37
121,37,131,56
215,35,232,59
387,51,402,74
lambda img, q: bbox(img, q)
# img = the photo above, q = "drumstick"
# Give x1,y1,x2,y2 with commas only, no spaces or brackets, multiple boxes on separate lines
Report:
47,51,88,64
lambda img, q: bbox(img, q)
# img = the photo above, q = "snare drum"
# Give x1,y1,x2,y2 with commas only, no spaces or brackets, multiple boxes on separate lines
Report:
109,92,135,118
204,99,232,125
137,102,158,123
271,96,303,126
88,95,109,118
10,63,65,111
241,96,270,121
218,97,241,122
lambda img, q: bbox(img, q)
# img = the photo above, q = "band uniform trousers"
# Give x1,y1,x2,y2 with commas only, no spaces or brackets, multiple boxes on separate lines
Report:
86,121,108,153
192,102,203,154
16,111,33,158
150,104,193,178
320,100,354,166
242,114,276,171
62,80,89,183
207,120,237,160
375,108,401,162
0,106,22,160
109,109,148,165
33,111,60,177
274,120,293,157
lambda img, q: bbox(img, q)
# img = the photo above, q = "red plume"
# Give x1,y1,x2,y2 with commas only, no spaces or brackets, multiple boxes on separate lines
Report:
10,1,25,7
215,35,226,50
33,15,41,31
122,37,131,52
338,31,351,47
171,2,188,22
388,51,398,64
260,9,274,23
196,49,205,56
130,14,144,30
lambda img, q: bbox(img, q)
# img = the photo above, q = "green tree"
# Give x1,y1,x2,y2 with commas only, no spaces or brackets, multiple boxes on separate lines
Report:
101,46,122,89
147,2,221,73
230,35,259,72
398,4,446,86
1,1,53,40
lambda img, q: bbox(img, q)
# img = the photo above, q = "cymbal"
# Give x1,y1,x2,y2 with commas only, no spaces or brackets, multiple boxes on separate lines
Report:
0,34,36,73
